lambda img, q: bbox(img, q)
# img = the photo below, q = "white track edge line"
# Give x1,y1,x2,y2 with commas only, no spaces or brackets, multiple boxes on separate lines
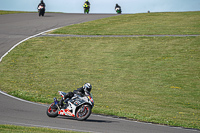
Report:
0,27,61,63
0,27,62,106
0,90,47,107
0,120,98,133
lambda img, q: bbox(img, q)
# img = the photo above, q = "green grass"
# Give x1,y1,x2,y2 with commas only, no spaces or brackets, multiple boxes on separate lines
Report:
0,36,199,129
0,125,84,133
0,10,35,15
51,11,200,35
0,11,200,130
0,10,63,15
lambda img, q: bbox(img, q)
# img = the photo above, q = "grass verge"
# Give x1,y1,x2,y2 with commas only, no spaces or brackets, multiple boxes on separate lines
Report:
0,10,35,15
51,11,200,35
0,125,84,133
0,36,199,129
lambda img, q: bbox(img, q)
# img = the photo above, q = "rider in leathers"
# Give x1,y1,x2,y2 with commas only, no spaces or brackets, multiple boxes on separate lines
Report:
115,4,121,13
59,83,92,107
38,0,46,12
83,0,90,12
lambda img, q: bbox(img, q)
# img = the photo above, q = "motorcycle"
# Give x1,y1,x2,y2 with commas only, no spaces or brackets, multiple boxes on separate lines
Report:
46,91,94,121
83,4,90,14
115,7,122,14
38,5,45,16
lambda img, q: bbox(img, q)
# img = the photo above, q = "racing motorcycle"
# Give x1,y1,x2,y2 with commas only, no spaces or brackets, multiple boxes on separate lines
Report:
115,7,122,14
46,91,94,121
38,5,45,16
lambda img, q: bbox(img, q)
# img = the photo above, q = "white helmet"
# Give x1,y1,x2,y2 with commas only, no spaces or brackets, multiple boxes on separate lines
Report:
83,83,92,92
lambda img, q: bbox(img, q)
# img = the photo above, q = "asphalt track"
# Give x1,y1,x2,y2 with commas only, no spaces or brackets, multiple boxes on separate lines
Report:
0,13,199,133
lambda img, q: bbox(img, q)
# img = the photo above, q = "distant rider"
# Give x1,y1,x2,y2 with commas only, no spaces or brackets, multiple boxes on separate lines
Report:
115,4,121,10
58,83,92,107
83,0,90,12
38,0,46,12
115,4,121,13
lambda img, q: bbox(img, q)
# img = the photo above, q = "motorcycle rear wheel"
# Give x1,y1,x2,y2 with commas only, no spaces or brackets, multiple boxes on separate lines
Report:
46,102,58,117
75,104,91,121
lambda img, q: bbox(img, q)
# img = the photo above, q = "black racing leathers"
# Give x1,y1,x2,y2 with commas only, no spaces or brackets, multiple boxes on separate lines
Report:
38,2,46,9
59,87,89,106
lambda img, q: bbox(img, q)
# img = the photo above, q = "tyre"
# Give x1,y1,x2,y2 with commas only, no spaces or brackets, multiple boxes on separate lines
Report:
75,104,91,121
87,9,89,14
84,9,89,14
39,9,44,16
46,103,58,117
39,10,42,16
42,9,45,16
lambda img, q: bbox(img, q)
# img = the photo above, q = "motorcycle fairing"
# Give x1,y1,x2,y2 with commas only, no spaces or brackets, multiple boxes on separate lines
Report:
38,6,44,9
58,91,66,99
87,95,94,103
70,95,89,106
58,109,75,117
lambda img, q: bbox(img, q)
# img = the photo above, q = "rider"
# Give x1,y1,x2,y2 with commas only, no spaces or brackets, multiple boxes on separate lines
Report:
83,0,90,12
115,4,121,12
38,0,46,11
58,83,92,107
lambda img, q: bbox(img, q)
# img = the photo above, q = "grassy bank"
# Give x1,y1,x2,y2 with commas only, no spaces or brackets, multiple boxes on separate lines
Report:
0,36,199,129
51,11,200,35
0,125,84,133
0,10,35,15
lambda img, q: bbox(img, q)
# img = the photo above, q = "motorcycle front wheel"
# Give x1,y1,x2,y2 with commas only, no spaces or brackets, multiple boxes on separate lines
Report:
39,9,44,16
84,9,89,14
46,102,58,117
75,104,91,121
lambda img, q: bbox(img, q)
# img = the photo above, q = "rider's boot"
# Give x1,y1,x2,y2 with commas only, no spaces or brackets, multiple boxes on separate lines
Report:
64,98,69,107
58,98,64,108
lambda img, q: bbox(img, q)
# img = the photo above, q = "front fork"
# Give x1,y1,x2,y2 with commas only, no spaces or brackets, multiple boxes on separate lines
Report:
80,105,86,112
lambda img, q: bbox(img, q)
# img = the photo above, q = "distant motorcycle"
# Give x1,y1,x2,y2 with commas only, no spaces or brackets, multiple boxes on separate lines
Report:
46,91,94,121
38,5,45,16
83,4,90,14
115,7,122,14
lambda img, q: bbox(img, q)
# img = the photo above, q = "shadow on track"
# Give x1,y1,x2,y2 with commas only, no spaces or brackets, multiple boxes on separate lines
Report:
56,116,117,123
85,119,117,123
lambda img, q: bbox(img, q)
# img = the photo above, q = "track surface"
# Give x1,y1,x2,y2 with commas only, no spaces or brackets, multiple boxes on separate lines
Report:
0,13,199,133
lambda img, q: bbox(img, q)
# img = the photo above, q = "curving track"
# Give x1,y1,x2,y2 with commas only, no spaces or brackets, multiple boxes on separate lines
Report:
0,13,199,133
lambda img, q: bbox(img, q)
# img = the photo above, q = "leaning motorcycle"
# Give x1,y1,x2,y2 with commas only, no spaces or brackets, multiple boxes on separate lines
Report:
46,91,94,121
115,7,122,14
38,5,45,16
